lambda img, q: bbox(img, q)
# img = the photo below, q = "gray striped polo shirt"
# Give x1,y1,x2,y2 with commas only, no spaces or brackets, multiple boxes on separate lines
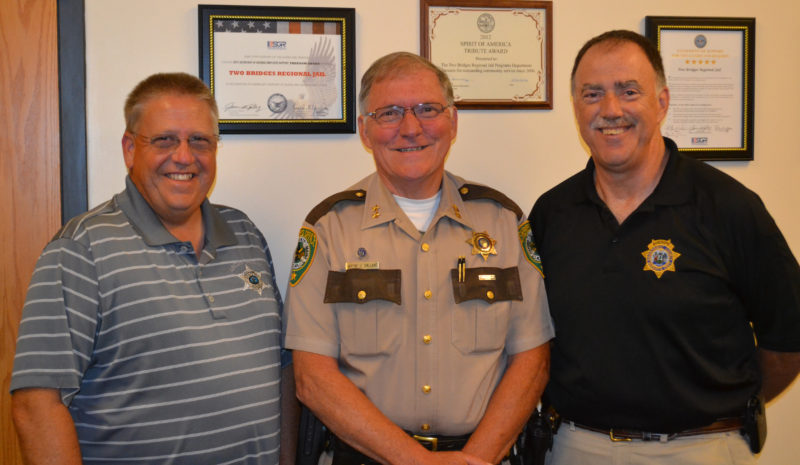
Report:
12,177,283,464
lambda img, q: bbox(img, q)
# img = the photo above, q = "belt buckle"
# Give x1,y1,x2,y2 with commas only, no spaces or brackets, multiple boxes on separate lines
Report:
609,429,632,442
413,435,439,451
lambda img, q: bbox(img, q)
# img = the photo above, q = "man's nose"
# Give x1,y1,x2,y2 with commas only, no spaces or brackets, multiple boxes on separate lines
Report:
171,139,195,164
397,108,423,135
599,93,623,117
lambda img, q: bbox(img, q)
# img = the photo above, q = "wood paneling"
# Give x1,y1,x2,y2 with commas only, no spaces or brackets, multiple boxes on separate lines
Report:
0,1,61,463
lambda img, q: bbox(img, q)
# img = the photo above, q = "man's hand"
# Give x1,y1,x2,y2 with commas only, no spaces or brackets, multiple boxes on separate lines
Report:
432,451,492,465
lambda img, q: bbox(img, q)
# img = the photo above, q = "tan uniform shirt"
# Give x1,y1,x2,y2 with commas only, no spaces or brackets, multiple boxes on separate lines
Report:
284,171,553,435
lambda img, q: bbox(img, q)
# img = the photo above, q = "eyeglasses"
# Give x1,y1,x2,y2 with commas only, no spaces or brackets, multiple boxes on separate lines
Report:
130,132,219,154
366,103,451,127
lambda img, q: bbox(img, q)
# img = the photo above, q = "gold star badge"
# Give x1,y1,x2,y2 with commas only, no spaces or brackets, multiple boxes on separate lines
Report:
467,231,497,261
642,239,681,278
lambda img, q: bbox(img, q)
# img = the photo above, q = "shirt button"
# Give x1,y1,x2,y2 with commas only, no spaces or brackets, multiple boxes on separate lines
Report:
486,290,495,300
422,385,431,394
421,423,431,431
357,290,367,301
424,290,432,299
208,295,215,303
421,243,430,252
423,335,432,344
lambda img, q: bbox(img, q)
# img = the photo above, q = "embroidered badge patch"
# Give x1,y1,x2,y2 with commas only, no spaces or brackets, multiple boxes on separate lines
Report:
641,239,681,278
290,227,317,287
238,265,267,295
518,221,544,277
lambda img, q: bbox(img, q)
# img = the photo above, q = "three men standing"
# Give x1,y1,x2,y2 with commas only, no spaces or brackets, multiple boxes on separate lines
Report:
11,29,800,465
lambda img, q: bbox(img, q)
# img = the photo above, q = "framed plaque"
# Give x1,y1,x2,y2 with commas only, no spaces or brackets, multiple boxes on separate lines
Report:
199,4,356,134
421,0,552,109
646,16,755,160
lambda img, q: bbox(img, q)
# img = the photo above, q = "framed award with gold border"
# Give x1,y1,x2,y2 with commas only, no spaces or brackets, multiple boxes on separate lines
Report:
421,0,553,109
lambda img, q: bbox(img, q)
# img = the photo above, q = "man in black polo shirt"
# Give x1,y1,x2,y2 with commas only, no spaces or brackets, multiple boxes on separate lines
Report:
529,29,800,464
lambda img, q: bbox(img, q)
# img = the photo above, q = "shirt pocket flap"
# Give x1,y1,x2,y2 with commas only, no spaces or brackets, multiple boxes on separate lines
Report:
324,269,402,305
450,266,522,304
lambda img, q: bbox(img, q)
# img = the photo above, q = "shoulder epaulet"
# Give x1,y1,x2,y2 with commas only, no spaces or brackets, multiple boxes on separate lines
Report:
305,189,367,224
458,183,523,220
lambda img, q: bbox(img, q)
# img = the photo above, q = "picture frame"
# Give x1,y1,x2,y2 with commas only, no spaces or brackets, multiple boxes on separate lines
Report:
198,4,356,134
645,16,755,161
420,0,552,109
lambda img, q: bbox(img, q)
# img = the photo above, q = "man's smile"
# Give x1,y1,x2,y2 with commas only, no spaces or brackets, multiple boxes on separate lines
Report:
166,173,195,181
394,145,430,153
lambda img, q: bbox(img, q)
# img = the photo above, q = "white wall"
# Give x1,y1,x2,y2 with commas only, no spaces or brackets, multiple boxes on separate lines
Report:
85,1,800,462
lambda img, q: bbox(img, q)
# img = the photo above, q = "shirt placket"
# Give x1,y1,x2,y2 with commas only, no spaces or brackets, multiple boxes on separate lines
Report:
415,226,439,434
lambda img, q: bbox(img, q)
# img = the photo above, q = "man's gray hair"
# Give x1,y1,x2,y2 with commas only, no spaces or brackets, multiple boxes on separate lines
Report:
359,52,454,114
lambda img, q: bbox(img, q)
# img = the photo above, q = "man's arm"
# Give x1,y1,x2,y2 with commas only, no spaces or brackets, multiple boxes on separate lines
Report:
759,348,800,402
293,350,490,465
12,388,82,465
463,342,550,464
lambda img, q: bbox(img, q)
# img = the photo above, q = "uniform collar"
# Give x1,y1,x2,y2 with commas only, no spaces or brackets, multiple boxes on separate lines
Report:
579,137,693,209
439,171,474,229
360,171,473,237
116,176,237,250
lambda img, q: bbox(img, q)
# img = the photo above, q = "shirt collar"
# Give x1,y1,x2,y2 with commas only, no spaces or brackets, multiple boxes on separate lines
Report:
116,176,237,250
579,137,692,208
439,171,474,229
360,171,473,236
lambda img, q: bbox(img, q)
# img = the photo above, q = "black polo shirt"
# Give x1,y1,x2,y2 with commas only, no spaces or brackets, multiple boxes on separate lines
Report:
529,137,800,432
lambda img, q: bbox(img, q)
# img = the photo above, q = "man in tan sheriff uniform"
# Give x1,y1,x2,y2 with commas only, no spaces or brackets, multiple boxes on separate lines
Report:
283,52,554,465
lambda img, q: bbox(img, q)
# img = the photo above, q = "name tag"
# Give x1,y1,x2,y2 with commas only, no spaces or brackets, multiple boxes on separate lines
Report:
345,261,380,270
478,274,496,281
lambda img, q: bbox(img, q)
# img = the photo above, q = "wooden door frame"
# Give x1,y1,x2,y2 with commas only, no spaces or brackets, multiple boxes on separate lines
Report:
59,0,88,219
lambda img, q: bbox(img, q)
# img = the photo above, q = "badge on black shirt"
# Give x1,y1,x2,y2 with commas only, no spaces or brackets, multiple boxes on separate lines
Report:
642,239,681,278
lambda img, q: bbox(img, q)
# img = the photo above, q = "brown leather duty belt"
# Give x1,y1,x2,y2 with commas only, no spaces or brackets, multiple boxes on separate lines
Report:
568,417,744,442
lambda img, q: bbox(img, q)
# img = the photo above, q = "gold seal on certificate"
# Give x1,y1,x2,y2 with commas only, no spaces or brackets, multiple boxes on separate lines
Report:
421,1,552,109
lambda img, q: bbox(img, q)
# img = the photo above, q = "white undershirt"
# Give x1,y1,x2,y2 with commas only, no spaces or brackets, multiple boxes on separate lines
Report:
394,190,442,232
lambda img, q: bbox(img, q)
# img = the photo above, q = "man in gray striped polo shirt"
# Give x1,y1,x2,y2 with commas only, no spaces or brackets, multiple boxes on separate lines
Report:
11,73,288,464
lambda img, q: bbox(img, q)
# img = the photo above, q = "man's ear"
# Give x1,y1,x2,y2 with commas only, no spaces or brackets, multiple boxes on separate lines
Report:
357,115,372,151
449,106,458,140
657,86,670,123
122,131,136,170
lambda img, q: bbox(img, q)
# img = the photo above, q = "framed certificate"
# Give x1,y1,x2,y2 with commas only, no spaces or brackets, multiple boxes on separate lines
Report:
421,0,552,109
199,5,356,134
645,16,755,161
